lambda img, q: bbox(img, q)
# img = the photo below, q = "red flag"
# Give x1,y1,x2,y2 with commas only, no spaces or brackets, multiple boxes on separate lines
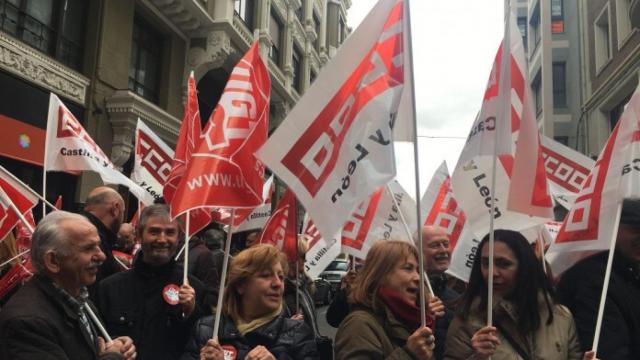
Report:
54,195,62,210
0,167,38,241
258,189,298,262
14,210,36,256
163,72,212,235
171,42,270,219
0,261,32,300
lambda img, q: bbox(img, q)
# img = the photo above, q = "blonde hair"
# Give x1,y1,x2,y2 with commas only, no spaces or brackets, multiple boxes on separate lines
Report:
223,244,288,320
349,240,419,309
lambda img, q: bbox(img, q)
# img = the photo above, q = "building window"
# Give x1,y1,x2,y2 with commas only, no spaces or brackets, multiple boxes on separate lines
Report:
552,62,567,108
129,16,163,103
530,8,541,51
551,0,564,33
554,136,568,145
295,4,304,25
594,5,611,71
310,69,316,84
532,73,542,117
517,16,528,51
292,44,303,92
615,0,632,46
609,93,632,130
313,11,321,51
0,0,87,70
234,0,255,31
269,10,283,66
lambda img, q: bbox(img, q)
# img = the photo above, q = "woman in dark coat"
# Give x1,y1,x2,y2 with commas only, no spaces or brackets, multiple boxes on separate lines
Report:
335,240,435,360
181,244,318,360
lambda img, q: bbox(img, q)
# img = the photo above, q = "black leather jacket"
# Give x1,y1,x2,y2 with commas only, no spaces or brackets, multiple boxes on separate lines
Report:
180,311,319,360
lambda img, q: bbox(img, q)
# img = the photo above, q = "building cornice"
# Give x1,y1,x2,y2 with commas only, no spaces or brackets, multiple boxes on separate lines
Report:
0,31,89,105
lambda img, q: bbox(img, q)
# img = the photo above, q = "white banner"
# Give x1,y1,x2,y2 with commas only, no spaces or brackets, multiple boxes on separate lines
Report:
540,135,595,209
342,180,417,259
303,216,341,279
132,119,175,203
257,0,406,242
44,94,154,205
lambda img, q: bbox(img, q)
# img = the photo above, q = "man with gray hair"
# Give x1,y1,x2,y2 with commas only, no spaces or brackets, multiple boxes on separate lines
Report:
0,211,136,360
98,204,208,360
82,187,127,289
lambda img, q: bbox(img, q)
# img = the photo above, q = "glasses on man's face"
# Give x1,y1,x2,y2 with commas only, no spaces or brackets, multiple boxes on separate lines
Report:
427,240,450,250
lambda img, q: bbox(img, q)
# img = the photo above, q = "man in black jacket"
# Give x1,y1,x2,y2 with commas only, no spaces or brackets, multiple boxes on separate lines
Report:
557,199,640,359
0,211,135,360
82,187,127,292
98,204,208,360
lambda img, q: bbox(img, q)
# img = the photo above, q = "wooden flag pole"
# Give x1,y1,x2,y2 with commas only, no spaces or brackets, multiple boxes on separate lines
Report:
212,208,235,339
183,210,191,284
591,202,623,355
404,0,427,327
385,184,434,296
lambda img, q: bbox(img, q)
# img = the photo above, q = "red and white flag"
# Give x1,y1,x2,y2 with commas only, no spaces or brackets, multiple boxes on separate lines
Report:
0,261,32,300
421,162,478,281
540,135,595,209
303,217,341,279
0,167,38,241
451,11,553,238
342,180,416,259
171,42,270,219
257,0,406,242
44,94,153,204
547,85,640,275
234,176,274,232
257,189,298,262
132,119,175,203
54,195,63,210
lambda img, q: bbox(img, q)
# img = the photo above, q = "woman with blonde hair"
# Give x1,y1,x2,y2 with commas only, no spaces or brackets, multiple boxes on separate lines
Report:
181,244,318,360
335,240,435,360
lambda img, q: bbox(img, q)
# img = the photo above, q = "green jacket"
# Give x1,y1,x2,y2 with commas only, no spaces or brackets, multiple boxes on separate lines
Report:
335,302,419,360
444,296,583,360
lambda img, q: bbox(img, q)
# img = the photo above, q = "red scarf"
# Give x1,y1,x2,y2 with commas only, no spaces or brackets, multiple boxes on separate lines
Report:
378,287,432,331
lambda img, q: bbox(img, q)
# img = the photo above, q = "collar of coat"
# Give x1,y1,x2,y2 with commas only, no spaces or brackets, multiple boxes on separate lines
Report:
218,309,287,342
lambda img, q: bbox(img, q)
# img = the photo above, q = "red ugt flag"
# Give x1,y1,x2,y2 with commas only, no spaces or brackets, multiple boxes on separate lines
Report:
171,42,270,219
0,166,38,241
258,189,298,262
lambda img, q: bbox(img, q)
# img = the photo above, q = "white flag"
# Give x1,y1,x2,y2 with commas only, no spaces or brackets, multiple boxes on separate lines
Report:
44,94,154,205
132,119,175,203
303,216,341,279
257,0,407,242
451,11,552,238
234,176,274,232
540,135,595,209
342,180,416,259
420,161,479,281
547,85,640,275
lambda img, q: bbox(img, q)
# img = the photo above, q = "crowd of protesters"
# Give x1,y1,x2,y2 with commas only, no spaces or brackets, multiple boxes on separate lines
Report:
0,186,638,359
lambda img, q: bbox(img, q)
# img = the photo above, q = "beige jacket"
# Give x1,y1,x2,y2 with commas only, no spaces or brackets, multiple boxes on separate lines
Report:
444,297,583,360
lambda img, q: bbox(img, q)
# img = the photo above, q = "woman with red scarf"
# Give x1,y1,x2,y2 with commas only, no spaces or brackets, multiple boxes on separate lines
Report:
335,240,436,360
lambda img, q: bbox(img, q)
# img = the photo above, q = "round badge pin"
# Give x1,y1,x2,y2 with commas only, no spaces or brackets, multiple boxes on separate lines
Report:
162,284,180,305
221,345,237,360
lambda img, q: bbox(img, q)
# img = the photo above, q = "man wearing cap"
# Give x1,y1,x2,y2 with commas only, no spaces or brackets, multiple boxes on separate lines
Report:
97,205,208,360
557,199,640,359
0,211,136,360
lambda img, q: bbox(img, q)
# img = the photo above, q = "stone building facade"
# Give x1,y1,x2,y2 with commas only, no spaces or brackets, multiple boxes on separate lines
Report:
0,0,349,210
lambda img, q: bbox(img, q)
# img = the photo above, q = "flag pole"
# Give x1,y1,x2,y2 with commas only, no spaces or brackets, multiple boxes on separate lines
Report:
385,184,434,295
83,303,113,343
487,0,511,327
183,210,191,284
0,166,57,211
591,202,623,355
404,0,427,327
213,208,235,339
0,249,30,268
